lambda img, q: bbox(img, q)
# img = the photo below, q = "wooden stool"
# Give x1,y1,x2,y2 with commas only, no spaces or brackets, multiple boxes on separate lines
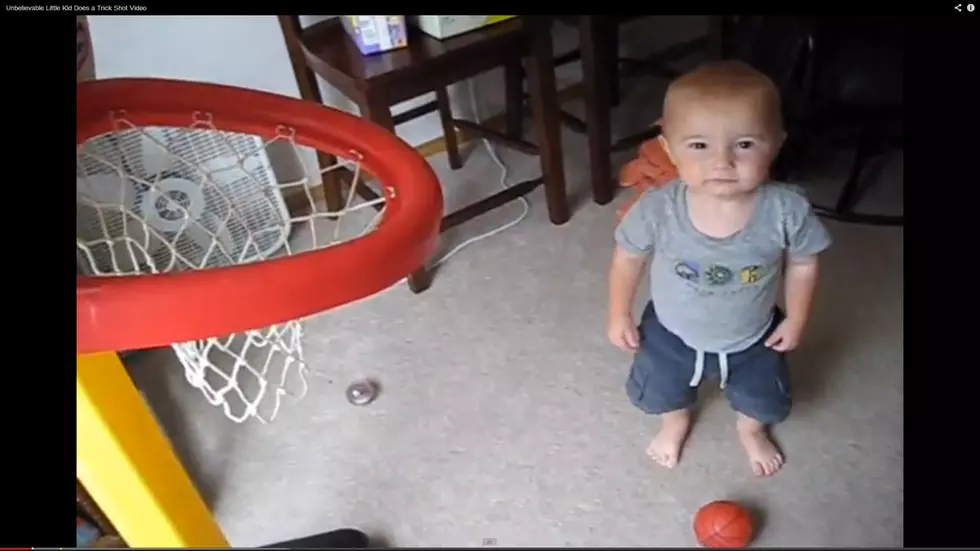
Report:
281,16,570,294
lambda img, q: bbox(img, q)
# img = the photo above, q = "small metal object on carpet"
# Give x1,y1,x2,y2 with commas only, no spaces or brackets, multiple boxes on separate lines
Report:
346,379,379,406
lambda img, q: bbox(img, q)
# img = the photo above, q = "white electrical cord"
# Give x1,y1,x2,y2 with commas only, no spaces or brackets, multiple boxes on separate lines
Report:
429,78,531,268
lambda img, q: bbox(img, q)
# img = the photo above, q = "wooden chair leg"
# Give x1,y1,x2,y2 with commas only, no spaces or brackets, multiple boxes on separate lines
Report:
504,60,525,138
708,15,734,60
836,127,874,214
606,21,622,107
580,15,615,206
405,265,433,294
524,17,571,225
278,15,345,213
358,93,434,294
435,88,463,170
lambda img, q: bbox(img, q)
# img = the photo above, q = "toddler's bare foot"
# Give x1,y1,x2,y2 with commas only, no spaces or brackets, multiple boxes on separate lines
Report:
646,409,692,469
736,413,784,476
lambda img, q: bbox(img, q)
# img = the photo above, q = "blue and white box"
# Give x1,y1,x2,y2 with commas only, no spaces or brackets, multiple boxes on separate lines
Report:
341,16,409,56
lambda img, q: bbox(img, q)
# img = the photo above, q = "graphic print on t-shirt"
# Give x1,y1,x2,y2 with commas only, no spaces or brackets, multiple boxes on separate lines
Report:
673,258,772,294
740,265,763,284
704,264,733,286
674,261,700,282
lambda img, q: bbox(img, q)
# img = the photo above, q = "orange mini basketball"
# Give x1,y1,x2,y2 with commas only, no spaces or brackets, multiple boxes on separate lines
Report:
693,500,755,548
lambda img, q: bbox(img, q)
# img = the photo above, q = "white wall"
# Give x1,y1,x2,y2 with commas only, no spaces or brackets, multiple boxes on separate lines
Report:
86,15,515,149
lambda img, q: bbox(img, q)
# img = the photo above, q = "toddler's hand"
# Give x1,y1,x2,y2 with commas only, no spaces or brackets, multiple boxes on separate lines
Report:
764,318,804,352
608,315,640,352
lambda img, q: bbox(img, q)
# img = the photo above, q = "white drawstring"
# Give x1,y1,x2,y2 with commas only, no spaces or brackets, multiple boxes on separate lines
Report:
689,350,730,389
719,353,730,389
690,350,705,387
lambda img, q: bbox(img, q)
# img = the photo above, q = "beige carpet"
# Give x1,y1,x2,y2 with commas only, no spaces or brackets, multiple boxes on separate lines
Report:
123,18,903,548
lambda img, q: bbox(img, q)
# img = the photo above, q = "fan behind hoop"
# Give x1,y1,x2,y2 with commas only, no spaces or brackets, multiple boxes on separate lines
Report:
76,78,443,423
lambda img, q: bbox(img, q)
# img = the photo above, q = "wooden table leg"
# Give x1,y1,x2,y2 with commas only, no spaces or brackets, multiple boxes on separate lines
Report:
358,94,434,294
580,15,615,206
523,17,571,226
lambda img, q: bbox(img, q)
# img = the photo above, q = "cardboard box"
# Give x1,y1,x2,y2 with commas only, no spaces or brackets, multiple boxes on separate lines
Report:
410,16,517,40
341,16,408,56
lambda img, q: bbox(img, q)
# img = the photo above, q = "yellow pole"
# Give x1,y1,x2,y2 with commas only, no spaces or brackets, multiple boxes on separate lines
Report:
76,351,230,547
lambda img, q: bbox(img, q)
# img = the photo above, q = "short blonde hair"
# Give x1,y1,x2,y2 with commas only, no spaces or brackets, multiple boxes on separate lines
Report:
662,60,783,136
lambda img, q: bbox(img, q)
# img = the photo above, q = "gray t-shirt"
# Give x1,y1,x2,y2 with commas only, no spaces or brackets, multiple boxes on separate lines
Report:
615,179,832,355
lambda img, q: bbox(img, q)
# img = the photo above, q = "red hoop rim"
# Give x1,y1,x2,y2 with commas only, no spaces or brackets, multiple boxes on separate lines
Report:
76,78,443,355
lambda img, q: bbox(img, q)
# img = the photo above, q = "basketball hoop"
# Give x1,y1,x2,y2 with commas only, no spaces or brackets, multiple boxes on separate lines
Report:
76,78,443,423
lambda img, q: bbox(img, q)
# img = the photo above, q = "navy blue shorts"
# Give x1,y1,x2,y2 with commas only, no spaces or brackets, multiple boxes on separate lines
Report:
625,302,792,425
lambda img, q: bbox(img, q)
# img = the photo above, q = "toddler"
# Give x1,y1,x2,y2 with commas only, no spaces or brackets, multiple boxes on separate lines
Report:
608,60,831,477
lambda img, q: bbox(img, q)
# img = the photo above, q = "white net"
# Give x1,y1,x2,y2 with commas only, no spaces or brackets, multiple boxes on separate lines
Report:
76,111,387,423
